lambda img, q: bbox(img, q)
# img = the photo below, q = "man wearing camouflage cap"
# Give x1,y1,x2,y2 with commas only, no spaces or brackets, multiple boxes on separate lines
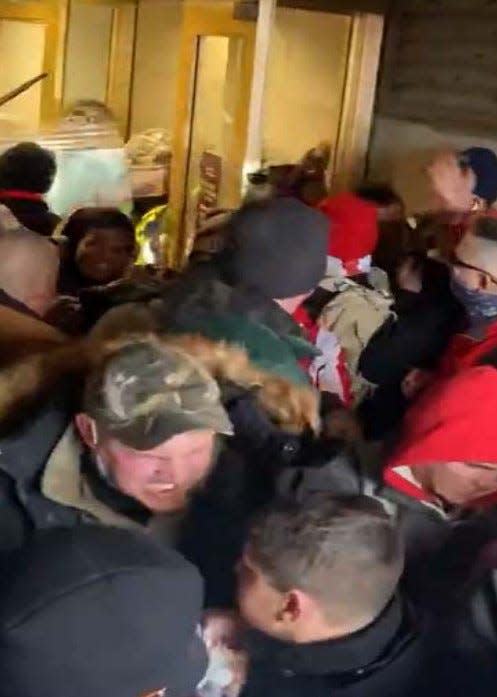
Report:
73,338,233,516
0,336,233,554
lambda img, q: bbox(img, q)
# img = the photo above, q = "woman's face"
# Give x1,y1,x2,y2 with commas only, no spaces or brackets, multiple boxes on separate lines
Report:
75,227,136,284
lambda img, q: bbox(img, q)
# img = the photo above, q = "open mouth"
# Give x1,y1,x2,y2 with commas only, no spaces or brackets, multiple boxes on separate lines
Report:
148,483,176,494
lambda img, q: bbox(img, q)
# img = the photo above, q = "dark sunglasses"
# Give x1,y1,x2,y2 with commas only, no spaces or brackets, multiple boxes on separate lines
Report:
449,251,497,286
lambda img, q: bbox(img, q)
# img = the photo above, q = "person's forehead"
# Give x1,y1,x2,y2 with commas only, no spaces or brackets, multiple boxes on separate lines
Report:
432,149,459,165
153,429,214,451
83,226,133,245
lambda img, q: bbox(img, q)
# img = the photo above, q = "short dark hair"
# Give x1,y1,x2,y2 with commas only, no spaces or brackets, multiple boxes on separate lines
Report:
355,183,403,209
61,207,135,260
248,495,404,625
0,142,56,194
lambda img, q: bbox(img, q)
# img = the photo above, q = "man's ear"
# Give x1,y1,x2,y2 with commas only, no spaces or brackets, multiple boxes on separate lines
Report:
277,590,304,624
74,413,98,450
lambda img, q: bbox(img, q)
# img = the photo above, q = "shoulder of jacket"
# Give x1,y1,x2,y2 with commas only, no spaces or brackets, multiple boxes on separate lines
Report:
322,285,393,316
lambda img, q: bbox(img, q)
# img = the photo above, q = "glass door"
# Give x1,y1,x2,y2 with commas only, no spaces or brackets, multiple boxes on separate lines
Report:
168,0,256,266
62,0,137,137
0,1,59,135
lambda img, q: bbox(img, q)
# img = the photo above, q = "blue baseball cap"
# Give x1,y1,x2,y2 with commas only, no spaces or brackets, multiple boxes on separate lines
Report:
460,147,497,205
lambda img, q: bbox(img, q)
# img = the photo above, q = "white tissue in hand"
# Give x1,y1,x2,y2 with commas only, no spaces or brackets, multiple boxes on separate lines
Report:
197,647,233,697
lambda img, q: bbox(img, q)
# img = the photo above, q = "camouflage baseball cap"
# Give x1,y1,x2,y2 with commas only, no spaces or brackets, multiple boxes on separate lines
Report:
83,338,233,450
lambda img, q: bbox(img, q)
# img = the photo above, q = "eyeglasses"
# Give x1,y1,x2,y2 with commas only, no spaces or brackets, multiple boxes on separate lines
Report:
449,251,497,287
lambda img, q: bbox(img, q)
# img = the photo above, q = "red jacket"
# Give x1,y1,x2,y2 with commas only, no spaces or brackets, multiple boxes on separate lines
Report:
386,365,497,507
439,320,497,376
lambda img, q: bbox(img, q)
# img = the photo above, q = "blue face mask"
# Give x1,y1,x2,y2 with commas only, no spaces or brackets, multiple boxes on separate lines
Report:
451,276,497,324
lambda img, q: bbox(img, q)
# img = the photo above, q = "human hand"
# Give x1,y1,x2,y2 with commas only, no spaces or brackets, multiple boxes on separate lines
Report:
401,368,432,400
427,151,475,212
202,610,244,651
322,407,363,443
124,264,162,282
44,296,83,335
198,611,248,697
197,646,248,697
222,647,248,697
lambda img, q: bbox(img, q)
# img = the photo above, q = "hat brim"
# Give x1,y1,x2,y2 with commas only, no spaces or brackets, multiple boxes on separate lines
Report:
101,404,234,451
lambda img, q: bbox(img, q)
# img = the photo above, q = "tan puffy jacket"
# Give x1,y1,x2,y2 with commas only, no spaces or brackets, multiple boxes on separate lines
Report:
318,279,394,405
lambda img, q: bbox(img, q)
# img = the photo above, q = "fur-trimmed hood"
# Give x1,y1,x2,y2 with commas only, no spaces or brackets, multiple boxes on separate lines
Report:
0,332,319,436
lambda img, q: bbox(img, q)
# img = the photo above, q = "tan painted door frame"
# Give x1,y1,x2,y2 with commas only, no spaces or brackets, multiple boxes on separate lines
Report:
331,12,385,192
168,0,257,265
0,0,60,127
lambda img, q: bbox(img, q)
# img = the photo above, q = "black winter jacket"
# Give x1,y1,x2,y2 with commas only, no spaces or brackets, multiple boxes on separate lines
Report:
242,597,421,697
178,392,345,608
0,395,81,552
359,288,463,439
241,595,497,697
360,289,463,387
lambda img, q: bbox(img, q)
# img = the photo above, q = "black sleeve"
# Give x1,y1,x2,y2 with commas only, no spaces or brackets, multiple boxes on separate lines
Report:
359,306,456,387
358,383,408,441
0,471,30,552
359,315,415,385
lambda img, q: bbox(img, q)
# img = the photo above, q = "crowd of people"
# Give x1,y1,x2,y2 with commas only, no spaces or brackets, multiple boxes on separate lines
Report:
0,136,497,697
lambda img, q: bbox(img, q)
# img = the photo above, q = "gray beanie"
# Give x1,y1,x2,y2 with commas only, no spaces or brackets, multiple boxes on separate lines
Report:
228,198,328,299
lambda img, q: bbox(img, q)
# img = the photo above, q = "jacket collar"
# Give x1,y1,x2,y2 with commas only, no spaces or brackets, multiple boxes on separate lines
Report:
42,426,182,542
81,451,151,524
41,425,141,530
247,595,415,679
